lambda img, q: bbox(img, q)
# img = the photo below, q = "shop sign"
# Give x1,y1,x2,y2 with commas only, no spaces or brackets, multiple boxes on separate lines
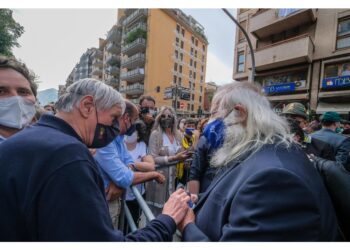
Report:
263,82,296,94
163,88,173,100
322,76,350,89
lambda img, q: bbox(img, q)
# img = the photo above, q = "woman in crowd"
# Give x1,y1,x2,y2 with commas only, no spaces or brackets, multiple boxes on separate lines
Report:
147,106,192,215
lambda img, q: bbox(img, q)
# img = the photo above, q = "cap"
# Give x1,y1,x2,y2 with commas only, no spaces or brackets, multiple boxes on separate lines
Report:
321,112,341,123
282,102,307,119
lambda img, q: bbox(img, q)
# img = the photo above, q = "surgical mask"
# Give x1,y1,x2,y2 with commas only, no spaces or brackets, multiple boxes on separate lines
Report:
203,118,225,150
160,117,174,129
125,131,138,144
0,96,36,129
90,107,120,148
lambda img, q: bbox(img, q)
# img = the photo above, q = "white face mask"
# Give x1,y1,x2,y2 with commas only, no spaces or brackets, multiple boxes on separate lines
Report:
0,96,36,129
124,131,138,144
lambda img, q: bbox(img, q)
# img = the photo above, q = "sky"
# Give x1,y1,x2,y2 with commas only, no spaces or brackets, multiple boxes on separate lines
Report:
12,9,236,91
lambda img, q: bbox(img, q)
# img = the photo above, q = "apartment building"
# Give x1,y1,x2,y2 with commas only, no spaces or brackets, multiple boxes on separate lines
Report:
233,9,350,116
118,9,208,115
203,81,218,114
67,48,97,84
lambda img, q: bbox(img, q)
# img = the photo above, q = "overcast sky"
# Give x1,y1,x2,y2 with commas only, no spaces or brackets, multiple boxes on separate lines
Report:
12,9,236,91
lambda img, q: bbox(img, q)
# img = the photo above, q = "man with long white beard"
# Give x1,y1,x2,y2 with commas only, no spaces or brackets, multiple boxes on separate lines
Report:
181,81,341,241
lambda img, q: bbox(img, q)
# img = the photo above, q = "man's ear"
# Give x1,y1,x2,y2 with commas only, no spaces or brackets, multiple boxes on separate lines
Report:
234,104,248,123
79,95,95,119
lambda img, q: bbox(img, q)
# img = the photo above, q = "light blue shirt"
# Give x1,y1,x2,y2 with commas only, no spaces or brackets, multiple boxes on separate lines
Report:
94,135,134,189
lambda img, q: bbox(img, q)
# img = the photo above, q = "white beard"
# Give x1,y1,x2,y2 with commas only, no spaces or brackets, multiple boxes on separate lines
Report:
211,114,246,168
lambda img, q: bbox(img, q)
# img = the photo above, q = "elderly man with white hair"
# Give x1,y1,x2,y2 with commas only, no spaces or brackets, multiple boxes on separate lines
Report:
182,81,341,241
0,78,193,241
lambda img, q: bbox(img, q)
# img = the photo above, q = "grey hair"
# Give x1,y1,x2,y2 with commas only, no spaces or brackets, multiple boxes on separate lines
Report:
152,106,181,137
211,81,293,168
56,78,125,113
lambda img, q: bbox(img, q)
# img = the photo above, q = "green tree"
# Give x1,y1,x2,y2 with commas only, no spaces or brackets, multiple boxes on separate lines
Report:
0,9,24,56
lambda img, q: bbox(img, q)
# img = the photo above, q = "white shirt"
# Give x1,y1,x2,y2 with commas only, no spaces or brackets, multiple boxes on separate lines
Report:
125,141,148,201
162,132,181,156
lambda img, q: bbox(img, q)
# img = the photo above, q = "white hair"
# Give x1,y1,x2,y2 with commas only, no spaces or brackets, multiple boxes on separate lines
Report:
56,78,125,113
211,81,293,168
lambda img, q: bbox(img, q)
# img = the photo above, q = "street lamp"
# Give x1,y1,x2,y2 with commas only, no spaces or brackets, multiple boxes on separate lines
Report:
222,8,256,83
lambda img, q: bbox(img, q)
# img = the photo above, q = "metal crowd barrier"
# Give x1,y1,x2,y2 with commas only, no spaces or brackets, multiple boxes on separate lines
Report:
120,159,192,233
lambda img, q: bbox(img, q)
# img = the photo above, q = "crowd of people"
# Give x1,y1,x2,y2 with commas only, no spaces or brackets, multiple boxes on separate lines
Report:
0,55,350,241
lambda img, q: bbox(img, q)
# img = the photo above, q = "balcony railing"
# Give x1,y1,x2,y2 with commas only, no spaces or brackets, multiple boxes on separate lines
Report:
121,38,146,56
121,53,145,69
250,9,317,39
107,42,121,54
105,78,119,88
107,26,122,41
254,34,314,71
120,68,145,83
107,66,120,76
123,9,148,27
124,22,147,39
106,54,120,65
92,68,102,76
92,58,103,67
120,83,144,95
92,50,103,59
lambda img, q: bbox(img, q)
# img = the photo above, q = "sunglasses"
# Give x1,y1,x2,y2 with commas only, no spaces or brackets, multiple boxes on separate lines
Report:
161,114,173,119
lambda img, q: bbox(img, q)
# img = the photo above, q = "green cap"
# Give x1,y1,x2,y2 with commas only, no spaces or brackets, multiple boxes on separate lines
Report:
282,102,307,119
321,112,341,122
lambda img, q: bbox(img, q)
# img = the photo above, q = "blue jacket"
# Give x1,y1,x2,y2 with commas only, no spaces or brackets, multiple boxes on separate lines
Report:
0,115,175,241
183,143,341,241
311,128,350,171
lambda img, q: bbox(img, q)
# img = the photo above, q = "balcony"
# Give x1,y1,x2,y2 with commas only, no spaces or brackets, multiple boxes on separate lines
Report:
106,42,120,54
250,9,317,39
123,22,147,39
120,68,145,83
107,66,120,76
105,78,119,88
123,9,148,28
121,38,146,56
107,26,122,41
120,83,144,95
92,58,102,67
121,53,145,69
92,67,102,76
106,54,120,65
254,35,314,71
92,50,103,59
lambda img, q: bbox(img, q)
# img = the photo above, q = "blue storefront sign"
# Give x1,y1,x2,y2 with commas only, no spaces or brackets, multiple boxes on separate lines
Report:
264,82,296,94
322,76,350,89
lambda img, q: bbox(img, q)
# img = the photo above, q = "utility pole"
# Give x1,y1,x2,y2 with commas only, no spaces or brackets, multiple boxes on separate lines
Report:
222,8,256,83
173,84,178,113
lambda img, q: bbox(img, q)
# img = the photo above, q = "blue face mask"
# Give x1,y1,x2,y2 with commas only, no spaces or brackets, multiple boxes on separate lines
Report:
203,118,225,150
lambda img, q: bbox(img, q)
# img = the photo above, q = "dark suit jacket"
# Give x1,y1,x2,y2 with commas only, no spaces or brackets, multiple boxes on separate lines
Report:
182,143,341,241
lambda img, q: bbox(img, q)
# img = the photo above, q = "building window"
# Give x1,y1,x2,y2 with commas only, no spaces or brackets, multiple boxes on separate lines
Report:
187,104,190,110
191,104,194,111
200,86,203,93
237,51,245,73
201,65,204,72
193,82,196,88
238,20,247,42
191,36,195,44
181,28,185,37
175,50,178,59
189,70,192,78
176,24,180,33
180,53,183,61
195,39,198,47
201,75,204,83
189,81,192,89
202,44,206,52
190,59,193,66
180,41,184,49
195,50,197,58
173,75,177,84
324,61,350,78
191,47,194,56
194,61,197,69
202,55,205,63
192,94,194,101
179,65,183,73
174,63,178,71
199,96,202,102
175,37,180,46
193,72,196,80
178,77,182,85
177,102,180,109
337,17,350,49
